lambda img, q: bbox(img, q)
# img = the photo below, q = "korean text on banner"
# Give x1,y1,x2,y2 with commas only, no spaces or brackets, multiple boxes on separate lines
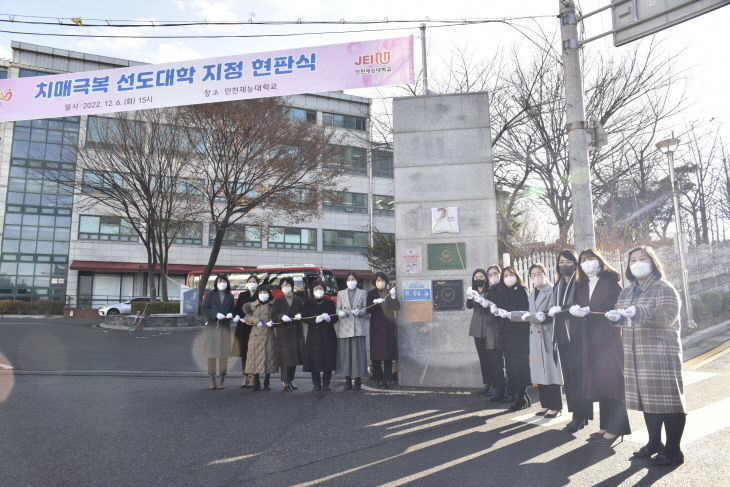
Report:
0,36,414,122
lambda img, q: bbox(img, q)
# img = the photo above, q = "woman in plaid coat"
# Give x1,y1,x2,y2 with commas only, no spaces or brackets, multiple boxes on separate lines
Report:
606,246,687,467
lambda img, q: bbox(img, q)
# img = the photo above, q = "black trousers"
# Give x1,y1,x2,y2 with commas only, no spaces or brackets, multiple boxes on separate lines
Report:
557,338,593,421
538,384,563,410
312,371,332,385
644,412,686,456
598,398,631,435
486,349,506,394
281,365,296,383
504,349,530,398
473,337,490,385
372,359,393,382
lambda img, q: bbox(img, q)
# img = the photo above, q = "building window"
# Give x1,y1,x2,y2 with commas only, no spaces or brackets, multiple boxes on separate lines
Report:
322,112,366,131
284,107,316,123
173,222,203,245
86,115,144,148
373,194,394,215
78,215,138,242
268,227,317,250
323,191,368,214
372,150,394,178
209,224,261,248
327,145,367,176
323,229,369,252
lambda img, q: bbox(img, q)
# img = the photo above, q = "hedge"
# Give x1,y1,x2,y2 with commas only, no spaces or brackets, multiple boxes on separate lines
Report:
130,301,180,315
691,290,730,323
0,300,64,315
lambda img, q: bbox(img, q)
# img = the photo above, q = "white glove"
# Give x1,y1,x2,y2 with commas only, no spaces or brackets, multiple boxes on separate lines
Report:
281,314,292,322
338,310,347,318
474,294,484,304
479,298,491,309
548,305,562,318
256,321,263,328
499,309,511,319
323,313,331,322
605,310,621,322
216,313,225,320
352,309,362,316
266,320,273,327
233,315,241,323
624,306,636,318
521,312,531,322
535,312,546,322
226,313,233,319
315,314,324,323
294,313,302,320
466,287,475,299
490,304,498,315
373,298,385,305
569,305,590,317
390,287,396,299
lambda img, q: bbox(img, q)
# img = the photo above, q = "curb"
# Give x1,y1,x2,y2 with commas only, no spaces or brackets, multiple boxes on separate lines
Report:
98,323,204,331
682,320,730,349
0,315,64,319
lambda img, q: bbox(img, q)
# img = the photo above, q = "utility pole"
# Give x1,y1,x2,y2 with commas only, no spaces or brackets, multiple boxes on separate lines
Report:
420,23,429,95
559,0,595,252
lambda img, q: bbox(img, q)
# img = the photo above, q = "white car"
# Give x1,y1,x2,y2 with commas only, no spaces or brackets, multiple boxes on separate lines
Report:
98,297,159,317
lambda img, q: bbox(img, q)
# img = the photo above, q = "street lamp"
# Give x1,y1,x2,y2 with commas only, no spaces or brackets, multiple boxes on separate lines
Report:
656,137,696,329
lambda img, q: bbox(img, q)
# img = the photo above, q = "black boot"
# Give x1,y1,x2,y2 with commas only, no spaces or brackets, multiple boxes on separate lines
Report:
312,372,322,392
289,366,298,391
252,374,261,392
354,377,362,391
263,373,271,391
345,376,353,390
322,371,332,391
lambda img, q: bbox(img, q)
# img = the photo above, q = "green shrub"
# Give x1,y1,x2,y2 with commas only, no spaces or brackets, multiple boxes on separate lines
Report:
0,299,64,315
130,301,180,315
692,290,730,322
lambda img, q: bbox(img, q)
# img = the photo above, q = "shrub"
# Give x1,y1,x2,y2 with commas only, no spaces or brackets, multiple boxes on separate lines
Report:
0,299,64,315
130,301,180,315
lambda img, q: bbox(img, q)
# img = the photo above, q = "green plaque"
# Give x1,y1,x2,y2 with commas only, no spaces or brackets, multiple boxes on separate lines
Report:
427,243,466,270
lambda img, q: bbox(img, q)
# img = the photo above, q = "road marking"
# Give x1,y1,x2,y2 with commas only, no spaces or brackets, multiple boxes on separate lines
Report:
684,339,730,369
0,364,13,370
207,453,260,466
367,410,439,427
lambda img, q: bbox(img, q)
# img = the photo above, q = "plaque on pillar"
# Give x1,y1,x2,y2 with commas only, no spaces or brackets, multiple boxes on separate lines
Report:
431,279,463,311
427,243,466,270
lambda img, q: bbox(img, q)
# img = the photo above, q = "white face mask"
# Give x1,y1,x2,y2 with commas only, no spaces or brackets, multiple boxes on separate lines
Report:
346,280,357,290
247,282,258,292
630,261,652,279
581,259,600,277
217,282,227,291
532,276,545,287
281,286,293,296
490,276,500,286
376,280,386,290
313,289,325,299
504,275,517,288
258,293,269,303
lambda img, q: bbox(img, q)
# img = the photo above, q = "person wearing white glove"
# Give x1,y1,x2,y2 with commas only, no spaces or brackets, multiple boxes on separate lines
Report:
338,310,348,318
548,305,563,317
336,271,369,390
241,284,277,392
233,275,260,388
466,287,476,300
272,277,306,392
368,272,401,388
490,303,499,315
303,280,339,391
499,266,532,411
576,249,630,444
614,246,686,464
467,268,495,395
201,274,236,390
605,310,622,322
232,315,241,323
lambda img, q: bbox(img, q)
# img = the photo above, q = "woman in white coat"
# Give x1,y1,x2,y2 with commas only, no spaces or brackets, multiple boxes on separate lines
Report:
335,272,370,390
513,263,563,417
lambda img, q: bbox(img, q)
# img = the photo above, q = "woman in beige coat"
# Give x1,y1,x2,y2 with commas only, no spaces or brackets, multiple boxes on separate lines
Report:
243,285,278,391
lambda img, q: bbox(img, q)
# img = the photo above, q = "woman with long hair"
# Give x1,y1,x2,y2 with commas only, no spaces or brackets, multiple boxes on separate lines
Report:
367,271,400,389
467,267,492,395
201,274,236,390
335,272,370,390
232,274,259,388
271,276,305,392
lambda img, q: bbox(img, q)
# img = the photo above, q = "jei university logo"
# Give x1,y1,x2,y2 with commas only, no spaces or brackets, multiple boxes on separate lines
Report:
354,51,392,76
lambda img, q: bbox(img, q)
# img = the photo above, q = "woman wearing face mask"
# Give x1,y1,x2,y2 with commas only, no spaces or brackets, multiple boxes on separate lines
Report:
367,271,401,389
570,248,630,444
335,272,370,391
605,246,686,466
243,285,277,391
492,266,530,411
302,280,339,391
232,275,260,388
483,266,507,401
467,268,492,395
271,277,305,392
512,264,563,417
201,274,236,390
548,249,592,432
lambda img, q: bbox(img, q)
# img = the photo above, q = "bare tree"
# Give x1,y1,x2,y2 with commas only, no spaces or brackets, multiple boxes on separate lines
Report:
178,98,343,297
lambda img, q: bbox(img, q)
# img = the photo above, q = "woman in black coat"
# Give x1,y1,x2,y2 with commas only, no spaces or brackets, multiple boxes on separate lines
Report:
302,280,339,391
271,277,305,392
492,266,530,411
232,275,260,388
201,274,236,390
366,271,401,389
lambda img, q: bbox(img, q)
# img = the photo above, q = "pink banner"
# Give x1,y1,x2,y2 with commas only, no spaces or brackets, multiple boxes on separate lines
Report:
0,36,413,122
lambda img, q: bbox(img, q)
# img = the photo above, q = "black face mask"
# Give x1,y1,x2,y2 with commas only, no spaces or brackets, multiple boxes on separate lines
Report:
559,265,575,276
473,279,486,289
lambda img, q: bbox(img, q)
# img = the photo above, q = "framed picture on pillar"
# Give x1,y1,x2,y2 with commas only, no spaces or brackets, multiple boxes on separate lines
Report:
427,243,466,270
431,279,463,311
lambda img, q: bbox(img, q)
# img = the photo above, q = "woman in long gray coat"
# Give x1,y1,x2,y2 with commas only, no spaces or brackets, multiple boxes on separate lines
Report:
606,246,687,467
513,263,563,416
243,285,277,391
335,272,370,391
201,274,236,390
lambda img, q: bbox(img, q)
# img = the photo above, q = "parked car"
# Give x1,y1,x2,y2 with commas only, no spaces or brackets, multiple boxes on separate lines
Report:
98,297,159,317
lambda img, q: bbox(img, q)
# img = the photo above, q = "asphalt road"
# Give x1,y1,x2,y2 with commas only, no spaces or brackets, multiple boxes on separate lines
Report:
1,318,729,487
